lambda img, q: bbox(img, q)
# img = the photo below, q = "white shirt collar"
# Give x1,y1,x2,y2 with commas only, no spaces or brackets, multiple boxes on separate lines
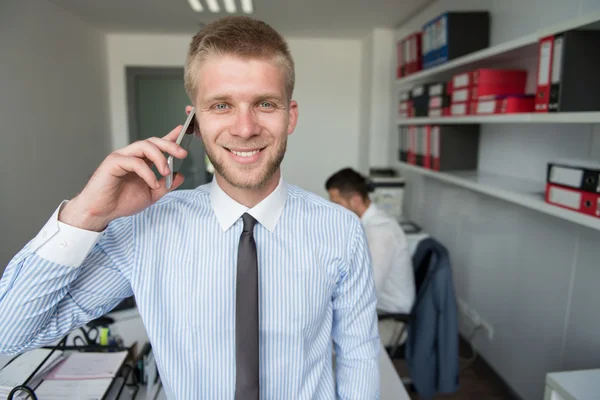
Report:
209,175,288,232
360,202,377,224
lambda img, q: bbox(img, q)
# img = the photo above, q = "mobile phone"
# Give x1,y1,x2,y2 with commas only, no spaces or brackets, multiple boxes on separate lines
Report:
166,108,196,189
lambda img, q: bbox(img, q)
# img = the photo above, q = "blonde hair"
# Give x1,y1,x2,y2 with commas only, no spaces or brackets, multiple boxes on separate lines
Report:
184,16,295,102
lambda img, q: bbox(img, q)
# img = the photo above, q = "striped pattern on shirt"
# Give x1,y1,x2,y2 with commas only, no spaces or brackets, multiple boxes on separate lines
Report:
0,181,380,399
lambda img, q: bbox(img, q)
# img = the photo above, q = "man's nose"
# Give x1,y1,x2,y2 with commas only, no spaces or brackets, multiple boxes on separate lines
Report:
231,108,259,138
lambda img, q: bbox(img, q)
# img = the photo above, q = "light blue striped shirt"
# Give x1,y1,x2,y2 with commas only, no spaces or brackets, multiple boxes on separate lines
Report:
0,177,380,399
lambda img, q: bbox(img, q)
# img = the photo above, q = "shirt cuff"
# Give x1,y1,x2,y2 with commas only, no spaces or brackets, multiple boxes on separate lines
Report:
30,201,105,267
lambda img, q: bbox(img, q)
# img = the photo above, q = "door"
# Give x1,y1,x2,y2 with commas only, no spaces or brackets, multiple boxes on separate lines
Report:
126,67,210,190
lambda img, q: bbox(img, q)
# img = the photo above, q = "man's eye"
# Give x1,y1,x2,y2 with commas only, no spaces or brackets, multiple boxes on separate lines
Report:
214,104,229,110
259,102,273,108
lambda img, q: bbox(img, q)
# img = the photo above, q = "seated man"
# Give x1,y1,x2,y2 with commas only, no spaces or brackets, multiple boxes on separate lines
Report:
326,168,415,346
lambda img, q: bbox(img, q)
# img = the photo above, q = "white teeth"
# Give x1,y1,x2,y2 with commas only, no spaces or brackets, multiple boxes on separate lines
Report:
232,150,259,157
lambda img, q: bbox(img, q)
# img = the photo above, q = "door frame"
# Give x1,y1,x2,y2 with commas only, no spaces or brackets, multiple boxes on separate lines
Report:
125,66,185,144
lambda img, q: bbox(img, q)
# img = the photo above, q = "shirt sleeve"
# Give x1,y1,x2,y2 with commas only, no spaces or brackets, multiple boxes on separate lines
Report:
29,201,105,267
332,218,380,399
0,202,135,354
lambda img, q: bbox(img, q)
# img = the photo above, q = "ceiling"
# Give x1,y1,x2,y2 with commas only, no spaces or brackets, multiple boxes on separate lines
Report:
48,0,433,38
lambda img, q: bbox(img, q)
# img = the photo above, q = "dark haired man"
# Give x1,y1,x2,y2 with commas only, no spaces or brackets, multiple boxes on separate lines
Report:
326,168,415,346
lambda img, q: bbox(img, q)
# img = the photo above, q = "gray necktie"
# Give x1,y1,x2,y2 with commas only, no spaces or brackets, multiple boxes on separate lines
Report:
235,213,259,400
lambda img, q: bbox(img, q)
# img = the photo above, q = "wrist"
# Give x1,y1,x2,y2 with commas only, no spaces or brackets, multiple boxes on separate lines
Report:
58,198,109,232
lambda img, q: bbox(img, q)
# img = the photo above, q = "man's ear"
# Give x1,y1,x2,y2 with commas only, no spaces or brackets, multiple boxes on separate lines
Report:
287,100,298,135
185,105,193,115
349,193,363,209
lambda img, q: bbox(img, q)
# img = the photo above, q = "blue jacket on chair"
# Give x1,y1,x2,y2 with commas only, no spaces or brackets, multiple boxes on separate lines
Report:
405,237,459,398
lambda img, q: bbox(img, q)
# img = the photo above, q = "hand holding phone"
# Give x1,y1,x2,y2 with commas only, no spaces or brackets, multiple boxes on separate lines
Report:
58,124,188,232
166,108,196,189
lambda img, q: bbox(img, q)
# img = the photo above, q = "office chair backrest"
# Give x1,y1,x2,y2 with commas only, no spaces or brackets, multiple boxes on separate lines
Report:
410,238,440,313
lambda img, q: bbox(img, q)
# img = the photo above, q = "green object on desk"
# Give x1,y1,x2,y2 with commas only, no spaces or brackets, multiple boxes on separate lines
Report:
99,327,110,346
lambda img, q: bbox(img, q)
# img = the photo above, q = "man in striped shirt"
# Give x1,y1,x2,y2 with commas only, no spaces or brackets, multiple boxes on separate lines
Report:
0,16,380,399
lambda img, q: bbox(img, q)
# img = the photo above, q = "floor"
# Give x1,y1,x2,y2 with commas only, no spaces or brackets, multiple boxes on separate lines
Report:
392,338,518,400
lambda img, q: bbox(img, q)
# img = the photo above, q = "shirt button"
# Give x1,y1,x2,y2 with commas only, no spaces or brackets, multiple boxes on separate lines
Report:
41,231,47,238
59,241,67,248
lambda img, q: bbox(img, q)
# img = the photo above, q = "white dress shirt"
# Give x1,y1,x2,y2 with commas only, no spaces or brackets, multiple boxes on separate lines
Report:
361,203,415,314
0,177,380,399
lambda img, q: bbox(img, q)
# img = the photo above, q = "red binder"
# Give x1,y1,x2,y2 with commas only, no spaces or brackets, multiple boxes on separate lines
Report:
407,126,417,164
545,183,600,217
397,40,404,78
535,35,555,112
405,33,423,74
474,95,535,114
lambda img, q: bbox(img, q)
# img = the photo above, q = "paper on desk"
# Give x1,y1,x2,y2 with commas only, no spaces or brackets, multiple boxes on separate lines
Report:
0,349,62,391
33,378,113,399
50,351,128,380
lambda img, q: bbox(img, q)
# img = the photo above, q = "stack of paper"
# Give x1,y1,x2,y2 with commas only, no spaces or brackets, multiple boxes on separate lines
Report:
32,378,114,400
33,351,129,400
49,351,128,380
0,349,64,398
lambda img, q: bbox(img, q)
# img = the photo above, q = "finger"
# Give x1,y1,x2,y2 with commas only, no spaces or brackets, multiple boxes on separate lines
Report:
163,125,184,142
147,137,188,159
153,172,185,198
116,141,170,176
109,154,160,190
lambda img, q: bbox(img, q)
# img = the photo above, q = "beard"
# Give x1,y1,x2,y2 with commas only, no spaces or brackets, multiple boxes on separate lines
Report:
204,138,287,190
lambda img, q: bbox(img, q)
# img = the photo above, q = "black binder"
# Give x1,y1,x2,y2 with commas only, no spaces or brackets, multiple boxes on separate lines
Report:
548,30,600,112
398,126,409,162
547,161,600,193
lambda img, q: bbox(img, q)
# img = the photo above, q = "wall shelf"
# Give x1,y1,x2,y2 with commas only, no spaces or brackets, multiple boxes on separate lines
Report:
396,161,600,232
395,34,538,88
395,10,600,89
396,112,600,125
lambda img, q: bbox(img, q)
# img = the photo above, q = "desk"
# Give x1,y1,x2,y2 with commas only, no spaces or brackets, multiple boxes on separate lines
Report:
379,343,411,400
110,309,409,399
544,369,600,400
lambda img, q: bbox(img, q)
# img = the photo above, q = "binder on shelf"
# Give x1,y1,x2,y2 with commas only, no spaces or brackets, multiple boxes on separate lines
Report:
545,184,600,218
423,126,432,169
547,160,600,193
547,30,600,112
450,102,472,116
451,69,527,102
535,35,554,112
475,95,535,114
429,95,450,109
422,11,490,69
398,126,408,162
452,82,527,103
415,126,430,167
410,32,423,74
452,71,472,90
396,39,405,79
411,84,430,117
407,126,417,165
429,125,480,171
428,81,448,97
398,91,410,119
472,69,527,87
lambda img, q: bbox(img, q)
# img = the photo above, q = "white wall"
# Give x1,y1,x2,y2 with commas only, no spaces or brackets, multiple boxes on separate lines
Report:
396,1,600,399
106,33,363,197
0,0,110,271
364,29,397,169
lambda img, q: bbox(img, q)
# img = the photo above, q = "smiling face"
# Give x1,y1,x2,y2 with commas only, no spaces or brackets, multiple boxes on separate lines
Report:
194,54,298,192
